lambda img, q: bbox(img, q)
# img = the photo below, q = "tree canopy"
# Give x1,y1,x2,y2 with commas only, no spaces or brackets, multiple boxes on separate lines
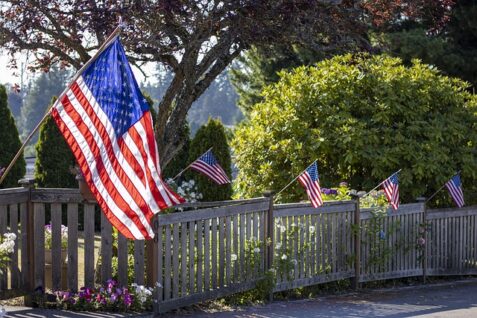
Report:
384,0,477,88
0,0,451,167
232,54,477,205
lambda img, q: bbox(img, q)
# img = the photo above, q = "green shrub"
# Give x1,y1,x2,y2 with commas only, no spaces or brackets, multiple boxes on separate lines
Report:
232,54,477,206
0,84,26,188
35,97,76,188
187,118,232,201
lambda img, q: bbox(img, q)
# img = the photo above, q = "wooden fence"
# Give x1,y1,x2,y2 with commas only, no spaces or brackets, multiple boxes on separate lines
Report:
0,183,476,314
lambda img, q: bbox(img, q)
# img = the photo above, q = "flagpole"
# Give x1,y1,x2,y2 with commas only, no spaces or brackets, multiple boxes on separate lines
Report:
0,24,123,185
274,160,317,200
426,171,461,203
361,169,402,198
172,147,213,181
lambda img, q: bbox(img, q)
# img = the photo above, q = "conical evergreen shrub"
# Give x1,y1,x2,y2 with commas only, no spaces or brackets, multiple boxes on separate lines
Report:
187,118,232,201
35,97,76,188
0,84,26,188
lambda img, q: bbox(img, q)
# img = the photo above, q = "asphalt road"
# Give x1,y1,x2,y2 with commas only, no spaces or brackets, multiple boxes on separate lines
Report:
188,279,477,318
3,279,477,317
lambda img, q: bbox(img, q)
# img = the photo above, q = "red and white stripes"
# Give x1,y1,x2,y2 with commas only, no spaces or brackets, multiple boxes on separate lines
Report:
52,76,183,240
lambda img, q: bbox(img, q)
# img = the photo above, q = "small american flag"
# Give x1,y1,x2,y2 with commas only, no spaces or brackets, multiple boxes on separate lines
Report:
298,161,323,208
445,174,464,208
51,37,184,240
382,172,399,211
190,149,230,185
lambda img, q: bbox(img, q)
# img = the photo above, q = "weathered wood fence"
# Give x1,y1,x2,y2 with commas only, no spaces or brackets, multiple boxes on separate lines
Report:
0,183,476,314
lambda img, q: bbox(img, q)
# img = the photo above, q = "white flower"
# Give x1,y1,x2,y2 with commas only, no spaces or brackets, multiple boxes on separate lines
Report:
0,306,5,317
253,247,260,253
291,223,297,227
231,254,238,261
189,180,195,185
291,259,298,265
4,233,16,241
309,226,316,234
281,254,287,260
268,268,276,274
275,242,282,250
279,225,286,233
155,282,163,288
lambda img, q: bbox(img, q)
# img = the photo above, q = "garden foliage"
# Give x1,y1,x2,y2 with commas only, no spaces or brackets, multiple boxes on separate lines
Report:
0,84,25,188
232,54,477,206
187,118,232,201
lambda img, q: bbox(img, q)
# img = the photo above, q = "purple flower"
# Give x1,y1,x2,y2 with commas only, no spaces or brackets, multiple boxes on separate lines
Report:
79,287,92,302
106,279,117,292
123,291,132,307
110,292,118,302
417,237,426,246
116,287,123,295
322,188,338,195
339,181,348,187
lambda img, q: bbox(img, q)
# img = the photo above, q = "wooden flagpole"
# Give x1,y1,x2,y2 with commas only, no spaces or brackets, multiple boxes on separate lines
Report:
171,147,213,181
361,169,402,198
426,170,461,203
0,24,123,185
274,159,317,201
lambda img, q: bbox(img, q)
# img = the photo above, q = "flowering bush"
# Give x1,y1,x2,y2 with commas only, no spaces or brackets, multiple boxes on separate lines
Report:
0,232,16,273
166,179,203,204
44,224,68,249
54,279,155,312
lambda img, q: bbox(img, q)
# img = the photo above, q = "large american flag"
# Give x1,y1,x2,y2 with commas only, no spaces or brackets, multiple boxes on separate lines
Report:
298,161,323,208
382,172,399,211
190,149,230,185
445,174,464,208
51,38,184,240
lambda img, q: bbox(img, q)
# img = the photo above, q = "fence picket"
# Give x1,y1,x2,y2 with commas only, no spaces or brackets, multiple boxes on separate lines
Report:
180,222,187,296
51,203,62,290
67,203,78,291
20,203,27,288
164,225,171,300
225,217,231,286
172,223,179,298
117,234,128,287
204,219,210,291
197,220,203,292
9,204,19,288
189,221,196,293
33,203,45,291
84,204,95,288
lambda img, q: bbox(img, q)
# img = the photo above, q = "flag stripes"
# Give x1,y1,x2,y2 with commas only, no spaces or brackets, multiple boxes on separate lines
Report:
445,174,464,208
297,161,323,208
382,173,399,211
53,65,183,240
190,150,230,185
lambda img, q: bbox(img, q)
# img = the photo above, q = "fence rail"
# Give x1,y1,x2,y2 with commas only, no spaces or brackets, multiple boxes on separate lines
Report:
0,184,476,313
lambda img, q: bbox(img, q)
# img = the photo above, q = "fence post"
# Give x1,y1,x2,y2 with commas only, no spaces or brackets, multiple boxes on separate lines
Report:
146,214,159,288
19,178,35,305
351,194,360,290
416,197,427,283
263,190,274,301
